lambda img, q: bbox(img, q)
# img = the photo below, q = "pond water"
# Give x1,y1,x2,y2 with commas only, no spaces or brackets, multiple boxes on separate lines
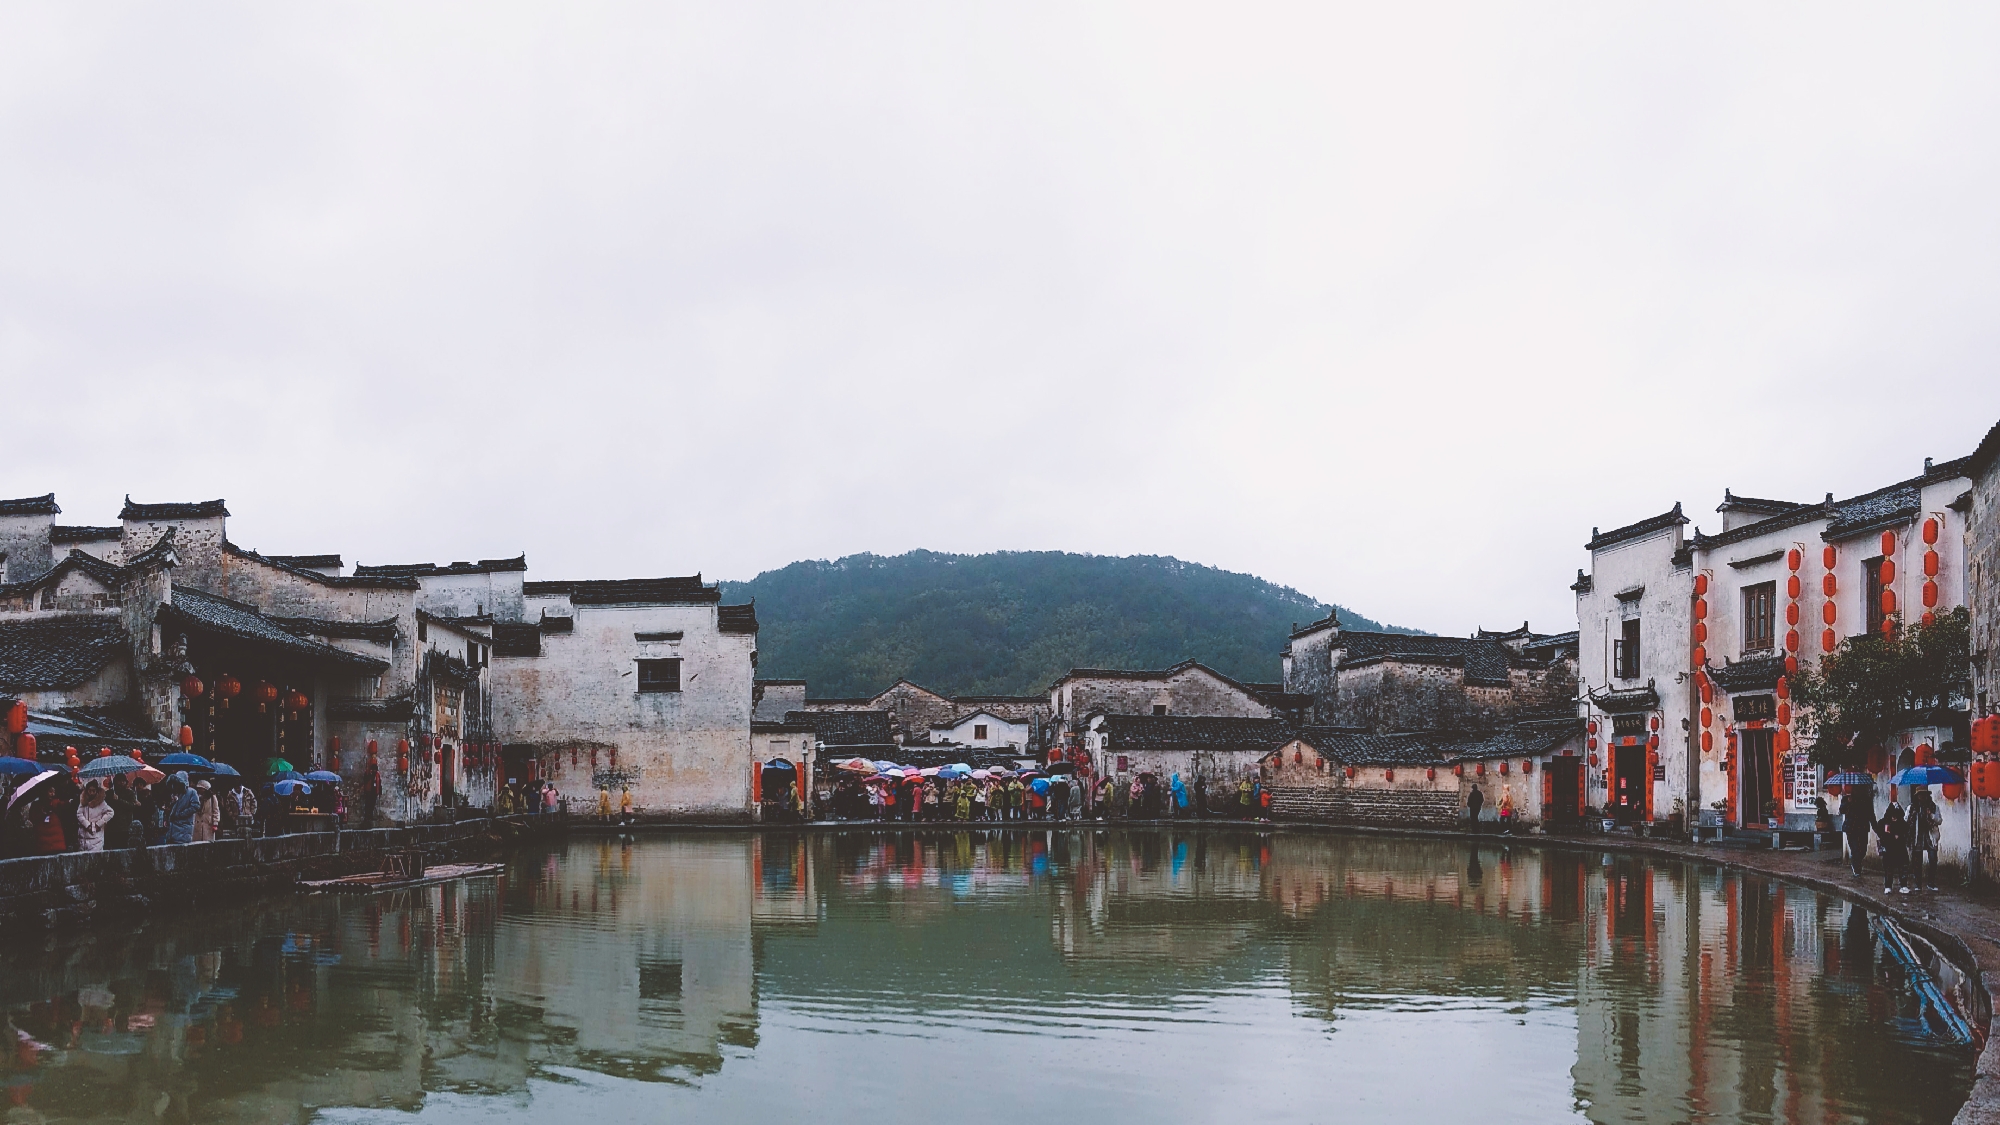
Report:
0,830,1975,1124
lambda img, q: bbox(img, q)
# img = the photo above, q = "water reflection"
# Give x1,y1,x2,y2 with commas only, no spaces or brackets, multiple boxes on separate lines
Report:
0,831,1972,1124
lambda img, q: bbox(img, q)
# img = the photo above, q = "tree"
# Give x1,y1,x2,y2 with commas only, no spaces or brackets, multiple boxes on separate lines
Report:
1795,608,1971,767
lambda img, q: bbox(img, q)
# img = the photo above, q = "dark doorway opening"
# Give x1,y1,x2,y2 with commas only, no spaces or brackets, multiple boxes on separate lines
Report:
1740,729,1775,826
1612,744,1646,823
1546,756,1583,826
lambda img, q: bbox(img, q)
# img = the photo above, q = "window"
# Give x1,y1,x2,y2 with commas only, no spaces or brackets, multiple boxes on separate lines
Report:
418,620,428,642
1615,618,1641,679
1742,581,1776,653
974,724,988,740
1152,704,1167,716
1865,557,1887,634
637,658,681,693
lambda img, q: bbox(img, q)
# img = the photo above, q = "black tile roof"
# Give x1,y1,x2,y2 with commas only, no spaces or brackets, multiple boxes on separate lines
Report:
785,709,895,746
1521,631,1579,654
955,695,1044,705
1586,503,1687,552
0,494,60,516
718,603,759,634
0,616,129,690
120,497,227,520
523,576,720,605
1335,631,1524,684
27,707,175,751
49,525,119,544
1717,489,1810,516
1586,684,1660,713
270,616,399,643
754,678,808,686
353,555,527,577
224,543,420,589
1707,654,1786,694
160,587,389,671
1694,456,1975,550
491,622,542,658
1288,610,1341,639
1975,420,2000,476
1290,723,1578,766
1096,714,1294,754
267,554,343,570
417,609,492,640
327,696,418,721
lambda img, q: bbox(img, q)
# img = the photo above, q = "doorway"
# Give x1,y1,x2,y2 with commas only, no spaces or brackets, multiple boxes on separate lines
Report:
1739,730,1775,826
1546,757,1582,826
1612,744,1647,823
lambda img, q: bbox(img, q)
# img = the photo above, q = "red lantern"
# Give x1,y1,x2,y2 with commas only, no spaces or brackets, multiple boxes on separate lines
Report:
286,690,309,715
1774,729,1790,754
216,674,241,709
1822,629,1837,653
1880,589,1898,616
1345,766,1356,779
1776,703,1790,726
181,675,204,699
435,749,444,765
1701,730,1713,753
1385,769,1395,782
1916,742,1936,765
1946,780,1965,801
1785,655,1799,675
1785,603,1799,626
1785,629,1799,652
1647,734,1659,750
1880,558,1896,585
1922,580,1938,609
1694,598,1707,620
1522,760,1533,773
1426,768,1436,780
1823,545,1836,569
1823,574,1837,597
367,739,379,759
15,733,34,760
1699,679,1712,703
1701,707,1712,726
1787,548,1801,571
1476,762,1485,777
1787,574,1802,599
179,725,194,748
1881,530,1897,557
1693,645,1707,666
1650,715,1660,730
398,755,409,773
5,701,25,734
1693,622,1707,643
1589,753,1599,767
1923,611,1937,628
1694,574,1708,595
65,747,79,768
1586,720,1598,735
1923,517,1939,545
253,681,278,713
1823,601,1837,625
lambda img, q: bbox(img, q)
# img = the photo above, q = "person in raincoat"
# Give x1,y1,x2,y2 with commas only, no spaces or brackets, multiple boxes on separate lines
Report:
598,788,613,821
1497,788,1514,835
1170,773,1188,818
192,780,220,843
954,782,973,821
1237,777,1254,818
620,788,635,825
165,775,200,844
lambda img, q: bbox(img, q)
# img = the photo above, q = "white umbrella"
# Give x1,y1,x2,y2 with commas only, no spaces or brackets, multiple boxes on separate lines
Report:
6,770,60,812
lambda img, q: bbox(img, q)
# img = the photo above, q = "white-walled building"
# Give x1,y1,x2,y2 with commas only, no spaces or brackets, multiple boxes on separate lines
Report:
929,708,1028,750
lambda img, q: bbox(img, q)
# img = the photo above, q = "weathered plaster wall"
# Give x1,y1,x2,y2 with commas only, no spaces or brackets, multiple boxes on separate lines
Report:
489,598,754,820
0,512,55,583
1057,667,1273,736
1578,525,1694,823
1968,450,2000,881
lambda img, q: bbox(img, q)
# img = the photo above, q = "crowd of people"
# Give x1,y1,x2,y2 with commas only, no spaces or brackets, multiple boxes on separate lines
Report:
817,762,1273,822
0,768,324,857
497,778,562,816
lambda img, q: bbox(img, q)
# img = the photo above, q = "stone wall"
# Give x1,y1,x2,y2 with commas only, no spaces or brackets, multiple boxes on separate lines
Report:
0,817,558,935
1057,666,1273,736
1970,445,2000,882
1327,661,1575,732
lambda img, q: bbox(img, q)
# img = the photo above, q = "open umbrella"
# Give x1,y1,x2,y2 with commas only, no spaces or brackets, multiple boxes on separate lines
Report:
0,757,45,777
6,770,59,811
1046,762,1078,775
159,752,212,769
77,756,146,779
208,762,241,778
273,770,306,783
1029,777,1051,795
835,758,876,774
271,779,312,796
764,759,796,771
1892,765,1962,787
1824,771,1875,787
264,757,295,776
872,760,900,773
304,770,342,783
135,767,165,784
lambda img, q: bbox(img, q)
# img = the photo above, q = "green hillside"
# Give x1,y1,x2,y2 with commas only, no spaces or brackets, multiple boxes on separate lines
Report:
719,550,1421,698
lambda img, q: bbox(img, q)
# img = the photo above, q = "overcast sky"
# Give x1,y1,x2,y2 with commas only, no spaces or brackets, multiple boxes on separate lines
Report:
4,3,1998,636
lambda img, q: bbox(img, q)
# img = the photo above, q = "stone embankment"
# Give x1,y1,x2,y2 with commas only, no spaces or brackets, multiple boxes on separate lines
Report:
0,815,562,936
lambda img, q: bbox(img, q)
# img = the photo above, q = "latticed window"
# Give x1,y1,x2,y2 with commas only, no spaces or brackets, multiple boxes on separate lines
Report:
1742,581,1775,652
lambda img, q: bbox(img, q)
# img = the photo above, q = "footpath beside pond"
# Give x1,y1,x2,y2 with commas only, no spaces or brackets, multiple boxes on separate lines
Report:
0,814,562,937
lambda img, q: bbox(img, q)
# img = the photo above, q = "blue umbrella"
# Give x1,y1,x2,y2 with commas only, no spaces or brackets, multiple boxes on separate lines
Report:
271,779,312,796
763,759,795,771
77,756,145,779
208,762,241,778
304,770,341,783
1892,765,1962,787
872,760,900,773
1825,771,1875,788
159,752,212,769
1030,777,1050,795
273,770,306,782
0,757,46,777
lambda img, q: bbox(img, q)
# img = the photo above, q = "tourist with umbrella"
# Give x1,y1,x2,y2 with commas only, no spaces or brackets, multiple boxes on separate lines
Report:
1829,772,1877,878
1895,765,1959,891
164,772,201,844
75,780,115,852
3,770,60,857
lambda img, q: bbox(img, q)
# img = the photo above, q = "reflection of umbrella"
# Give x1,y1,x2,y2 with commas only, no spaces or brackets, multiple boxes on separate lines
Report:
1892,765,1963,787
208,762,241,778
159,752,212,769
271,780,312,796
304,771,341,783
78,756,145,779
6,770,59,811
0,757,45,777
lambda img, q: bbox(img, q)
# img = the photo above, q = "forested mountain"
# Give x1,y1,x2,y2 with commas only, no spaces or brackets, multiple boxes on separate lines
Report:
719,550,1422,698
